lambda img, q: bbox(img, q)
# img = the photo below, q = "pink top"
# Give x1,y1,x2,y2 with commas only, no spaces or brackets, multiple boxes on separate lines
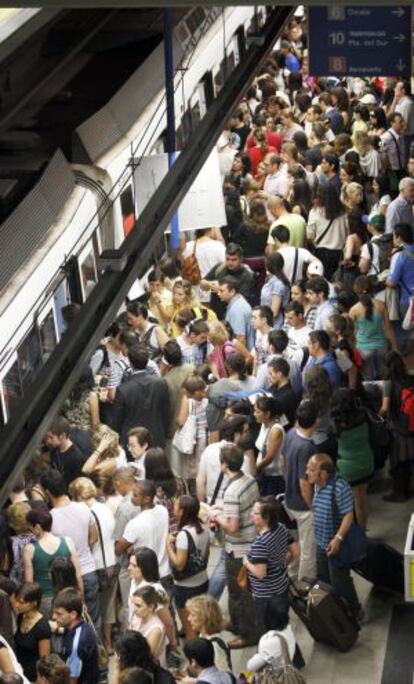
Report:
130,613,167,666
209,341,237,378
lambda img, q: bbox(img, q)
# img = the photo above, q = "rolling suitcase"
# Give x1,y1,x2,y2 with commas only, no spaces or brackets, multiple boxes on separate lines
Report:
288,578,359,652
352,539,404,595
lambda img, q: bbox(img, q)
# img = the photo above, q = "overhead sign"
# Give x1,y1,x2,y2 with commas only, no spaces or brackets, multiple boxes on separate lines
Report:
309,5,412,78
133,146,226,233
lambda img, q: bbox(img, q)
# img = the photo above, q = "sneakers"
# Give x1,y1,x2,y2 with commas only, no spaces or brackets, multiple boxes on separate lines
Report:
382,491,412,502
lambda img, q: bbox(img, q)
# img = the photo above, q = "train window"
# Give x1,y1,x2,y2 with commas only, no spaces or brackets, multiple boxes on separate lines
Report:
175,125,183,151
236,26,246,59
65,255,83,305
17,326,42,391
39,310,57,360
78,242,98,300
213,62,225,95
120,185,136,237
2,358,22,419
201,71,214,108
181,109,192,146
190,97,201,128
53,279,70,339
227,51,235,74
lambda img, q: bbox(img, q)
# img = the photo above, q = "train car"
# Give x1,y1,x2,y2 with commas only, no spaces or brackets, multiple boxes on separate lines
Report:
0,5,270,426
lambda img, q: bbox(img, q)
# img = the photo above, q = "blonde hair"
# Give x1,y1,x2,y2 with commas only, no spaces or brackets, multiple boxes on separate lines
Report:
343,181,363,204
352,130,371,153
68,477,97,501
91,424,120,459
7,501,32,534
186,595,224,634
208,320,229,345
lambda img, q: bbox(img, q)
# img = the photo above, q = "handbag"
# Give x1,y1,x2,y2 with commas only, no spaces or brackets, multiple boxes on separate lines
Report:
90,509,119,592
254,635,305,684
181,239,201,285
172,529,208,581
330,478,367,569
236,563,250,592
402,296,414,330
172,399,197,455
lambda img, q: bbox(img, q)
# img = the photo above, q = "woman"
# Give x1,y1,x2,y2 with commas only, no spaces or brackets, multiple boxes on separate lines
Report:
114,631,174,684
7,501,35,584
261,253,290,330
144,448,179,532
176,376,208,485
330,389,374,529
306,184,349,281
290,279,317,329
351,104,370,135
49,557,79,594
166,495,209,640
248,129,276,177
339,161,364,189
223,321,254,369
327,314,363,392
24,508,81,618
370,173,391,215
82,424,127,478
130,586,167,666
382,351,414,502
61,365,100,431
186,595,231,671
127,547,176,649
233,199,270,259
351,131,381,180
350,276,393,380
68,477,118,653
290,178,313,221
207,320,237,379
369,107,388,137
304,365,337,459
340,183,366,291
14,582,51,682
180,229,225,286
242,497,298,640
253,396,285,496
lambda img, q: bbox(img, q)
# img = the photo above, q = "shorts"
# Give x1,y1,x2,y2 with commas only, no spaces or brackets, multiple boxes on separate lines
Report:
173,580,209,609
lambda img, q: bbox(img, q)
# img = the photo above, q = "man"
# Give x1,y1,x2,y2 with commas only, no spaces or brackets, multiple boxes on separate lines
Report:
306,277,336,331
285,301,312,357
126,302,169,361
44,417,87,487
304,330,342,389
318,152,341,194
271,225,322,282
198,415,253,601
160,340,194,462
111,344,170,448
114,479,171,590
209,444,259,648
254,329,302,396
267,357,299,430
218,276,254,350
359,213,390,276
53,588,99,684
40,470,100,633
381,113,406,180
259,154,289,200
284,400,318,579
201,242,254,318
183,638,234,684
280,39,301,73
229,108,251,150
304,103,322,139
266,196,306,249
305,121,326,170
279,107,303,142
392,81,414,159
387,222,414,317
112,467,140,621
319,92,344,135
306,453,361,619
385,177,414,235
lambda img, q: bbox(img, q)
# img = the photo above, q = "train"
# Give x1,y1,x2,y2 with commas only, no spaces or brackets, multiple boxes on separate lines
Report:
0,5,272,426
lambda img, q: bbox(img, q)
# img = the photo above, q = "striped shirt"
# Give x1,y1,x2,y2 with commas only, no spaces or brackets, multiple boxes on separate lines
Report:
247,524,291,597
313,477,354,549
222,473,259,557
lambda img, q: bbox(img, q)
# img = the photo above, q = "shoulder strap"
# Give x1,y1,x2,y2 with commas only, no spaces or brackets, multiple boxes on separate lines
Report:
367,242,379,273
277,632,293,666
314,218,334,246
192,238,198,256
291,248,299,283
210,472,225,506
90,509,106,569
142,325,157,344
209,636,232,670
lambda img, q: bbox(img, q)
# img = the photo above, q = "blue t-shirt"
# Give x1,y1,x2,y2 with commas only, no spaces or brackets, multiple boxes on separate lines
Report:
284,429,317,511
225,294,255,350
285,53,301,73
313,477,354,549
304,353,342,389
388,245,414,310
261,275,290,330
62,622,99,684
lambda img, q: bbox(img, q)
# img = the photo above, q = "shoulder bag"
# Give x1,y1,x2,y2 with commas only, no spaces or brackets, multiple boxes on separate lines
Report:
236,563,250,592
254,633,305,684
172,398,197,455
90,509,119,592
330,478,367,568
172,528,208,581
181,239,201,285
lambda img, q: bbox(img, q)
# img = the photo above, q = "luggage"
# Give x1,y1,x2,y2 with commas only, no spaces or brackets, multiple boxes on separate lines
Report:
352,539,404,595
288,578,359,652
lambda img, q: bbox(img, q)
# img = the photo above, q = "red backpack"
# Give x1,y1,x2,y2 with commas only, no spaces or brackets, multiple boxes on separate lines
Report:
401,387,414,432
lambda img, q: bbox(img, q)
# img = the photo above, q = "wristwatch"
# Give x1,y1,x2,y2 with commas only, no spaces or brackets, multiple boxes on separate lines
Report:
335,533,344,542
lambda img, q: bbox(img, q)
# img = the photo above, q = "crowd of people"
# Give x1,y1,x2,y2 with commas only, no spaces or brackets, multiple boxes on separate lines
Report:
1,12,414,684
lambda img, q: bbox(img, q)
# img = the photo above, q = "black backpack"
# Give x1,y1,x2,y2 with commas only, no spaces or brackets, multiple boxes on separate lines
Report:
367,235,392,274
140,325,163,363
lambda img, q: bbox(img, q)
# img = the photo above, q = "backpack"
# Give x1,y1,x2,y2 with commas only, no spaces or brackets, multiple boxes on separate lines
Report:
90,344,111,378
210,635,232,671
181,240,201,285
171,529,208,580
367,235,392,274
140,325,163,363
401,387,414,432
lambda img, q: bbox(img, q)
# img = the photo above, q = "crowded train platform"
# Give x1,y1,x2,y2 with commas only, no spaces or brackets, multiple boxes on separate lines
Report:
0,8,414,684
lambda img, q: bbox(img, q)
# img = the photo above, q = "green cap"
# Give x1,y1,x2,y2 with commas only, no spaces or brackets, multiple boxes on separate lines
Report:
369,213,385,230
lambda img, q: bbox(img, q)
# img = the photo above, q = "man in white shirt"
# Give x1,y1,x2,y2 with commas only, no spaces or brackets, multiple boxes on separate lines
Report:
285,302,312,359
271,225,322,282
359,213,388,276
115,480,171,585
393,80,414,158
306,277,336,331
259,153,289,201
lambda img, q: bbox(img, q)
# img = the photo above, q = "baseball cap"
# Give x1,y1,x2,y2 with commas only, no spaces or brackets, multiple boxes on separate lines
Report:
362,212,385,230
307,260,324,276
360,93,376,105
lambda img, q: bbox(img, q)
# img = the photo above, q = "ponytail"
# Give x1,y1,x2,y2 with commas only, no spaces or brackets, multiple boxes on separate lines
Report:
359,292,374,320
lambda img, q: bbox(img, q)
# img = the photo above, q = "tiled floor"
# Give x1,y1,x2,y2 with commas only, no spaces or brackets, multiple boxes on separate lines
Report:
218,472,414,683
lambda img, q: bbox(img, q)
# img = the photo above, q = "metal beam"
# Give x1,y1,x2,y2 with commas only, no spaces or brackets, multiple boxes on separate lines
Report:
0,5,293,504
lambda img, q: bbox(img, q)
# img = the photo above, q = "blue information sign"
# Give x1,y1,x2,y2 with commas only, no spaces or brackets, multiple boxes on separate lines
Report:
309,5,412,78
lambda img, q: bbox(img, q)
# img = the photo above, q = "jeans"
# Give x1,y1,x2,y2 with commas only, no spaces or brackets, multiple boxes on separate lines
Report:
316,546,360,615
83,570,102,636
287,509,316,580
253,592,289,637
225,552,257,644
208,547,227,601
359,347,386,381
118,566,131,629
